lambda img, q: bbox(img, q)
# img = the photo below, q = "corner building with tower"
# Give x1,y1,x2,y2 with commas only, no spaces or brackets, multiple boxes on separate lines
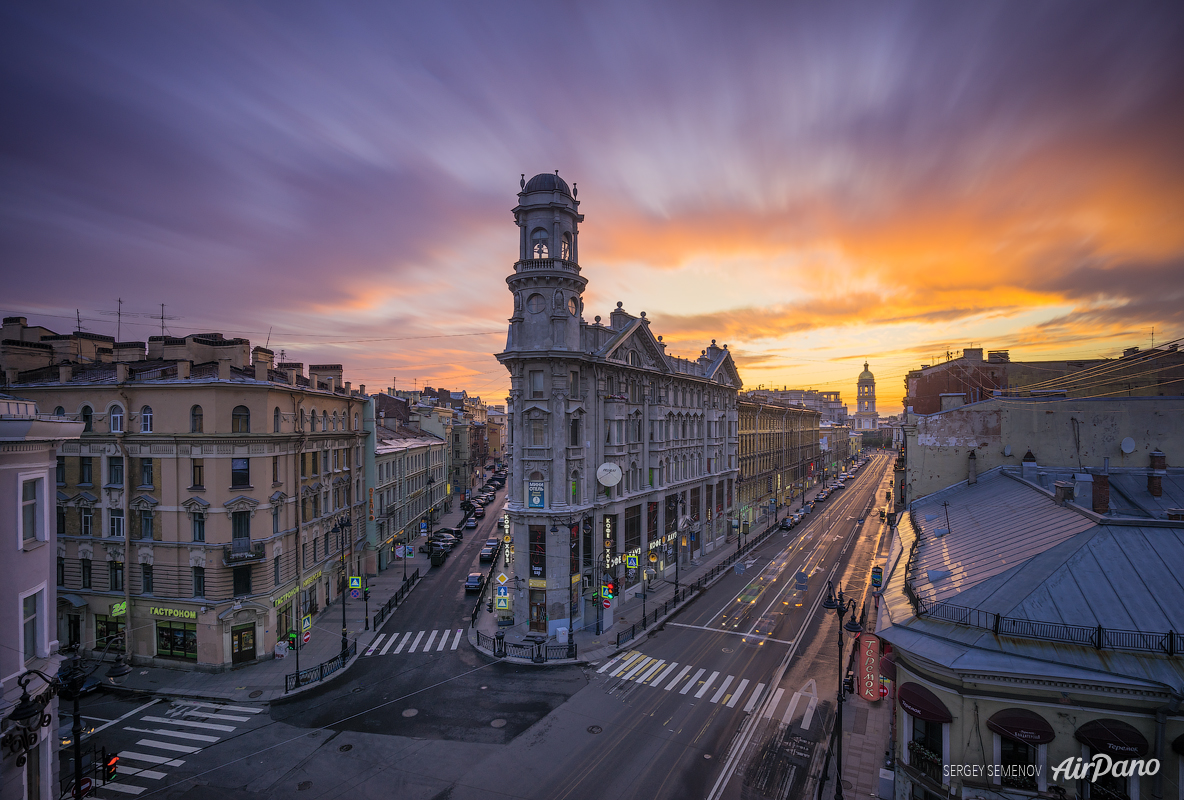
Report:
498,173,742,636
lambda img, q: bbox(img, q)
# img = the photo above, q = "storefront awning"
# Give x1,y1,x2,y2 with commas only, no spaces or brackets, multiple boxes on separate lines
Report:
987,708,1055,744
898,682,952,723
879,651,896,682
1074,718,1148,758
58,594,88,608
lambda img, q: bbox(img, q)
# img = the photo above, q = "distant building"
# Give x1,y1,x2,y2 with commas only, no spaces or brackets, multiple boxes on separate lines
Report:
366,420,444,573
747,387,848,425
852,361,879,431
737,394,821,524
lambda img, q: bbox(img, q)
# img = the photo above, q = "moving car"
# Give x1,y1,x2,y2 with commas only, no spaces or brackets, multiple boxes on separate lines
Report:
464,573,484,592
479,546,496,563
465,517,478,529
473,507,485,518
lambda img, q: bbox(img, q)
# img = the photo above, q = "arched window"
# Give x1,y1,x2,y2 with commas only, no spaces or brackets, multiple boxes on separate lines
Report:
322,411,327,431
531,228,549,258
299,409,306,431
190,405,203,433
273,407,281,433
561,231,572,260
109,405,124,433
332,412,338,431
629,351,641,367
140,405,153,433
53,406,65,416
354,413,359,431
310,410,317,432
232,405,250,433
81,405,93,432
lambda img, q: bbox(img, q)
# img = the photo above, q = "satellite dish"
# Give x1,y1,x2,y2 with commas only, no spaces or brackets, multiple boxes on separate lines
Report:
1120,437,1136,454
596,462,622,487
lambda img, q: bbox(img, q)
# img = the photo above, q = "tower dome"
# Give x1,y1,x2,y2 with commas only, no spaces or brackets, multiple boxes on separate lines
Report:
858,361,875,382
522,172,572,197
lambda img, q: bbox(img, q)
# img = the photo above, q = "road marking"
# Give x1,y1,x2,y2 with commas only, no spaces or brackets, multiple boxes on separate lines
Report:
180,711,250,722
762,687,785,718
140,716,235,733
451,629,463,649
392,632,412,653
81,715,114,722
680,668,707,695
136,738,201,754
422,630,438,652
647,661,677,685
118,766,166,779
180,702,262,714
742,683,765,714
98,782,147,795
727,679,749,708
710,675,734,704
780,691,801,724
436,630,450,651
365,634,386,655
596,654,623,674
665,622,795,645
124,726,219,743
408,631,425,652
380,634,399,655
664,665,693,690
637,660,667,683
695,671,720,699
117,751,186,766
620,657,653,682
91,698,160,735
609,652,642,677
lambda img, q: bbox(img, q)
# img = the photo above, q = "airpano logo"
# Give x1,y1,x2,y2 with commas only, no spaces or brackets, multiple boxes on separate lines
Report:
1051,755,1160,783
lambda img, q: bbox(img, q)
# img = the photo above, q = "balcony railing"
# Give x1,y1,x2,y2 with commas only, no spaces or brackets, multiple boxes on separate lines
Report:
224,540,266,563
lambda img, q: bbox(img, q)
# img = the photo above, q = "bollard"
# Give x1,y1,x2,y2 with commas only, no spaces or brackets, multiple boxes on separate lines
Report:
494,630,506,658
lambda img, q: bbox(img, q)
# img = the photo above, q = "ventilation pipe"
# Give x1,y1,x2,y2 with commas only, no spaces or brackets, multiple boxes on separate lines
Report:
967,450,977,485
1149,450,1166,497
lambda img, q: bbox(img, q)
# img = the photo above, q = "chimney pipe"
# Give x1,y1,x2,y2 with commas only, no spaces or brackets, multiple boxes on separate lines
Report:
116,363,128,383
1149,450,1166,497
59,363,72,384
1053,480,1074,506
177,361,190,379
1092,473,1110,514
218,358,231,381
968,450,977,485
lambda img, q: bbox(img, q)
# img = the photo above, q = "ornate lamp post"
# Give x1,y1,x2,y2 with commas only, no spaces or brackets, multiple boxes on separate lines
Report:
4,638,131,799
333,514,353,660
820,580,863,800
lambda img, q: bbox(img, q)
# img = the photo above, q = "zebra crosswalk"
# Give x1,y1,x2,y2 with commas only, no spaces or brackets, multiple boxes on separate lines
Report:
92,700,264,797
363,628,464,656
594,650,822,729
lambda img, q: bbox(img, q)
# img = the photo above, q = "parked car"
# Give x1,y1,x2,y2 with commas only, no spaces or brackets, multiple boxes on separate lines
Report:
485,537,500,548
803,502,814,514
431,533,459,546
465,517,478,529
473,507,486,518
779,517,794,530
464,573,484,592
792,513,803,525
479,546,496,563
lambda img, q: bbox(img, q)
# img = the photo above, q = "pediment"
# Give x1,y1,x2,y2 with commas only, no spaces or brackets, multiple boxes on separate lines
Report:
223,495,260,516
130,494,160,511
600,321,669,373
182,496,210,516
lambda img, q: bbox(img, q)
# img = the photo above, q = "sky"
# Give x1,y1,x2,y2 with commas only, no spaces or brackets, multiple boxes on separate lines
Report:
3,2,1183,414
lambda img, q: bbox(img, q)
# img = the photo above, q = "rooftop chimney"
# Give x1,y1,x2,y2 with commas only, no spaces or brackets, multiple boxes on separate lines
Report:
1149,450,1167,497
177,361,190,380
59,363,72,384
218,358,231,381
115,363,128,383
968,450,977,485
1053,480,1074,506
1092,473,1110,514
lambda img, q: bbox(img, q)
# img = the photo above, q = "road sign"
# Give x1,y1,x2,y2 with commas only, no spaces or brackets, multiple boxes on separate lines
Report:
301,615,312,632
880,683,889,698
625,554,638,569
349,576,362,590
350,589,360,599
420,521,428,533
75,777,93,798
602,599,611,609
495,597,509,610
495,586,508,597
303,631,311,644
496,573,508,585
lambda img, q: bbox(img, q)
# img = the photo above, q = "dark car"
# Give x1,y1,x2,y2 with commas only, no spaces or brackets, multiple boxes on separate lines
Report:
779,517,794,530
464,573,484,592
465,517,478,529
479,546,496,563
431,533,459,547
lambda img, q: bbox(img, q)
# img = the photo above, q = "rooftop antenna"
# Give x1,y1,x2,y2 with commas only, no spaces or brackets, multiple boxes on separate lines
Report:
278,348,286,363
117,298,122,341
942,501,952,535
161,303,166,338
265,326,272,349
75,309,82,362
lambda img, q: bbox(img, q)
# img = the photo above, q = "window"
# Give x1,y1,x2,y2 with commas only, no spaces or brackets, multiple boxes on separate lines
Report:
570,416,581,446
57,456,66,485
274,555,281,586
191,458,204,488
108,456,123,486
141,510,155,540
193,566,205,597
23,591,40,662
232,510,251,544
81,405,93,432
140,457,154,487
570,370,580,397
22,478,40,542
321,451,329,474
156,621,197,660
110,405,124,433
58,556,65,586
531,228,549,258
561,231,572,260
531,418,545,447
910,718,944,783
273,506,281,535
80,457,93,485
192,515,205,542
274,407,281,433
109,509,124,538
300,409,306,431
529,370,545,399
140,405,153,432
332,412,338,431
233,567,252,597
54,405,65,416
141,564,153,594
321,411,327,431
232,405,250,433
95,614,123,651
190,405,203,432
81,508,93,537
353,413,358,431
109,560,124,591
272,455,280,484
57,505,66,535
529,525,546,579
232,458,250,488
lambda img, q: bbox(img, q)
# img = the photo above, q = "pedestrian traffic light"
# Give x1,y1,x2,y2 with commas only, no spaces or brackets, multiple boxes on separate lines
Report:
104,750,119,781
602,579,615,600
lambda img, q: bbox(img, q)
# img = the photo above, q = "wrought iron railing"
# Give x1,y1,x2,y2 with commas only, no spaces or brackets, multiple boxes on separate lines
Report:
284,638,357,693
371,569,420,630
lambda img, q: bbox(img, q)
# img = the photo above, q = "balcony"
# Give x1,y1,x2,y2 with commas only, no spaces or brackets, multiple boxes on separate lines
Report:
514,258,581,275
224,539,266,564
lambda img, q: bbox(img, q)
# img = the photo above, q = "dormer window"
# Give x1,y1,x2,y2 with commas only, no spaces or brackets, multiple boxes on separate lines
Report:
531,228,549,258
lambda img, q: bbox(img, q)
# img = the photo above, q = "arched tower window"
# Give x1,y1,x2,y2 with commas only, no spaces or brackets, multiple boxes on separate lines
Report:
190,405,203,433
232,405,250,433
531,228,549,258
561,231,572,260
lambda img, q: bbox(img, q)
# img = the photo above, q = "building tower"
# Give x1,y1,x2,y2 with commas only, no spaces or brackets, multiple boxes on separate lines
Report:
854,361,879,431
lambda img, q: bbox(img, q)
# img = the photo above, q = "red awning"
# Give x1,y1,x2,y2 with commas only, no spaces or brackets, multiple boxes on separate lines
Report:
1074,719,1148,759
987,708,1055,745
898,682,952,723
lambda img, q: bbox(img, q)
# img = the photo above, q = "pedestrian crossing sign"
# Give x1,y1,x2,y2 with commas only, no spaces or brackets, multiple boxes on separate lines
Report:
301,614,311,632
496,586,509,597
626,554,638,568
349,576,362,590
495,597,509,610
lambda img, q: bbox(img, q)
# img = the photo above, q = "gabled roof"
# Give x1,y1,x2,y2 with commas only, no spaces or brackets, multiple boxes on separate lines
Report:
597,319,669,372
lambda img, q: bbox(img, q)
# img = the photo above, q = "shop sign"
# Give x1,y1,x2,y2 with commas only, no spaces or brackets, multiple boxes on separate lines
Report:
110,600,127,618
527,481,545,508
302,569,323,588
858,634,880,701
368,487,374,521
274,584,301,608
150,605,197,620
528,578,546,589
871,566,883,589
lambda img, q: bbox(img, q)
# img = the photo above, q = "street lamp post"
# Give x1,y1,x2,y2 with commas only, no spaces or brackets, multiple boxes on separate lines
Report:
333,514,352,660
820,580,864,800
5,639,132,799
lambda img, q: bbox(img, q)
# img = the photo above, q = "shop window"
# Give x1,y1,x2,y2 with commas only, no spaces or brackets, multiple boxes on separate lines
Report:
156,621,197,660
95,614,124,651
999,737,1038,790
529,525,546,580
910,718,944,784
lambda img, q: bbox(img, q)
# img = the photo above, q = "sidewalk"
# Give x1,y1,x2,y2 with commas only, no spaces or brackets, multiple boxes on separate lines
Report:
113,499,475,705
471,483,833,666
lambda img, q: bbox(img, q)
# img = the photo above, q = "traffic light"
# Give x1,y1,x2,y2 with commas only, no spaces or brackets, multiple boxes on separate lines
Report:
104,750,119,782
602,579,615,600
363,586,370,601
842,676,855,696
486,600,493,613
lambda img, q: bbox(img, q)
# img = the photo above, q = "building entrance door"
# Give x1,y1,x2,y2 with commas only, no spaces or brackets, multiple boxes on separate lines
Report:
529,590,547,632
67,614,81,649
231,624,256,664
